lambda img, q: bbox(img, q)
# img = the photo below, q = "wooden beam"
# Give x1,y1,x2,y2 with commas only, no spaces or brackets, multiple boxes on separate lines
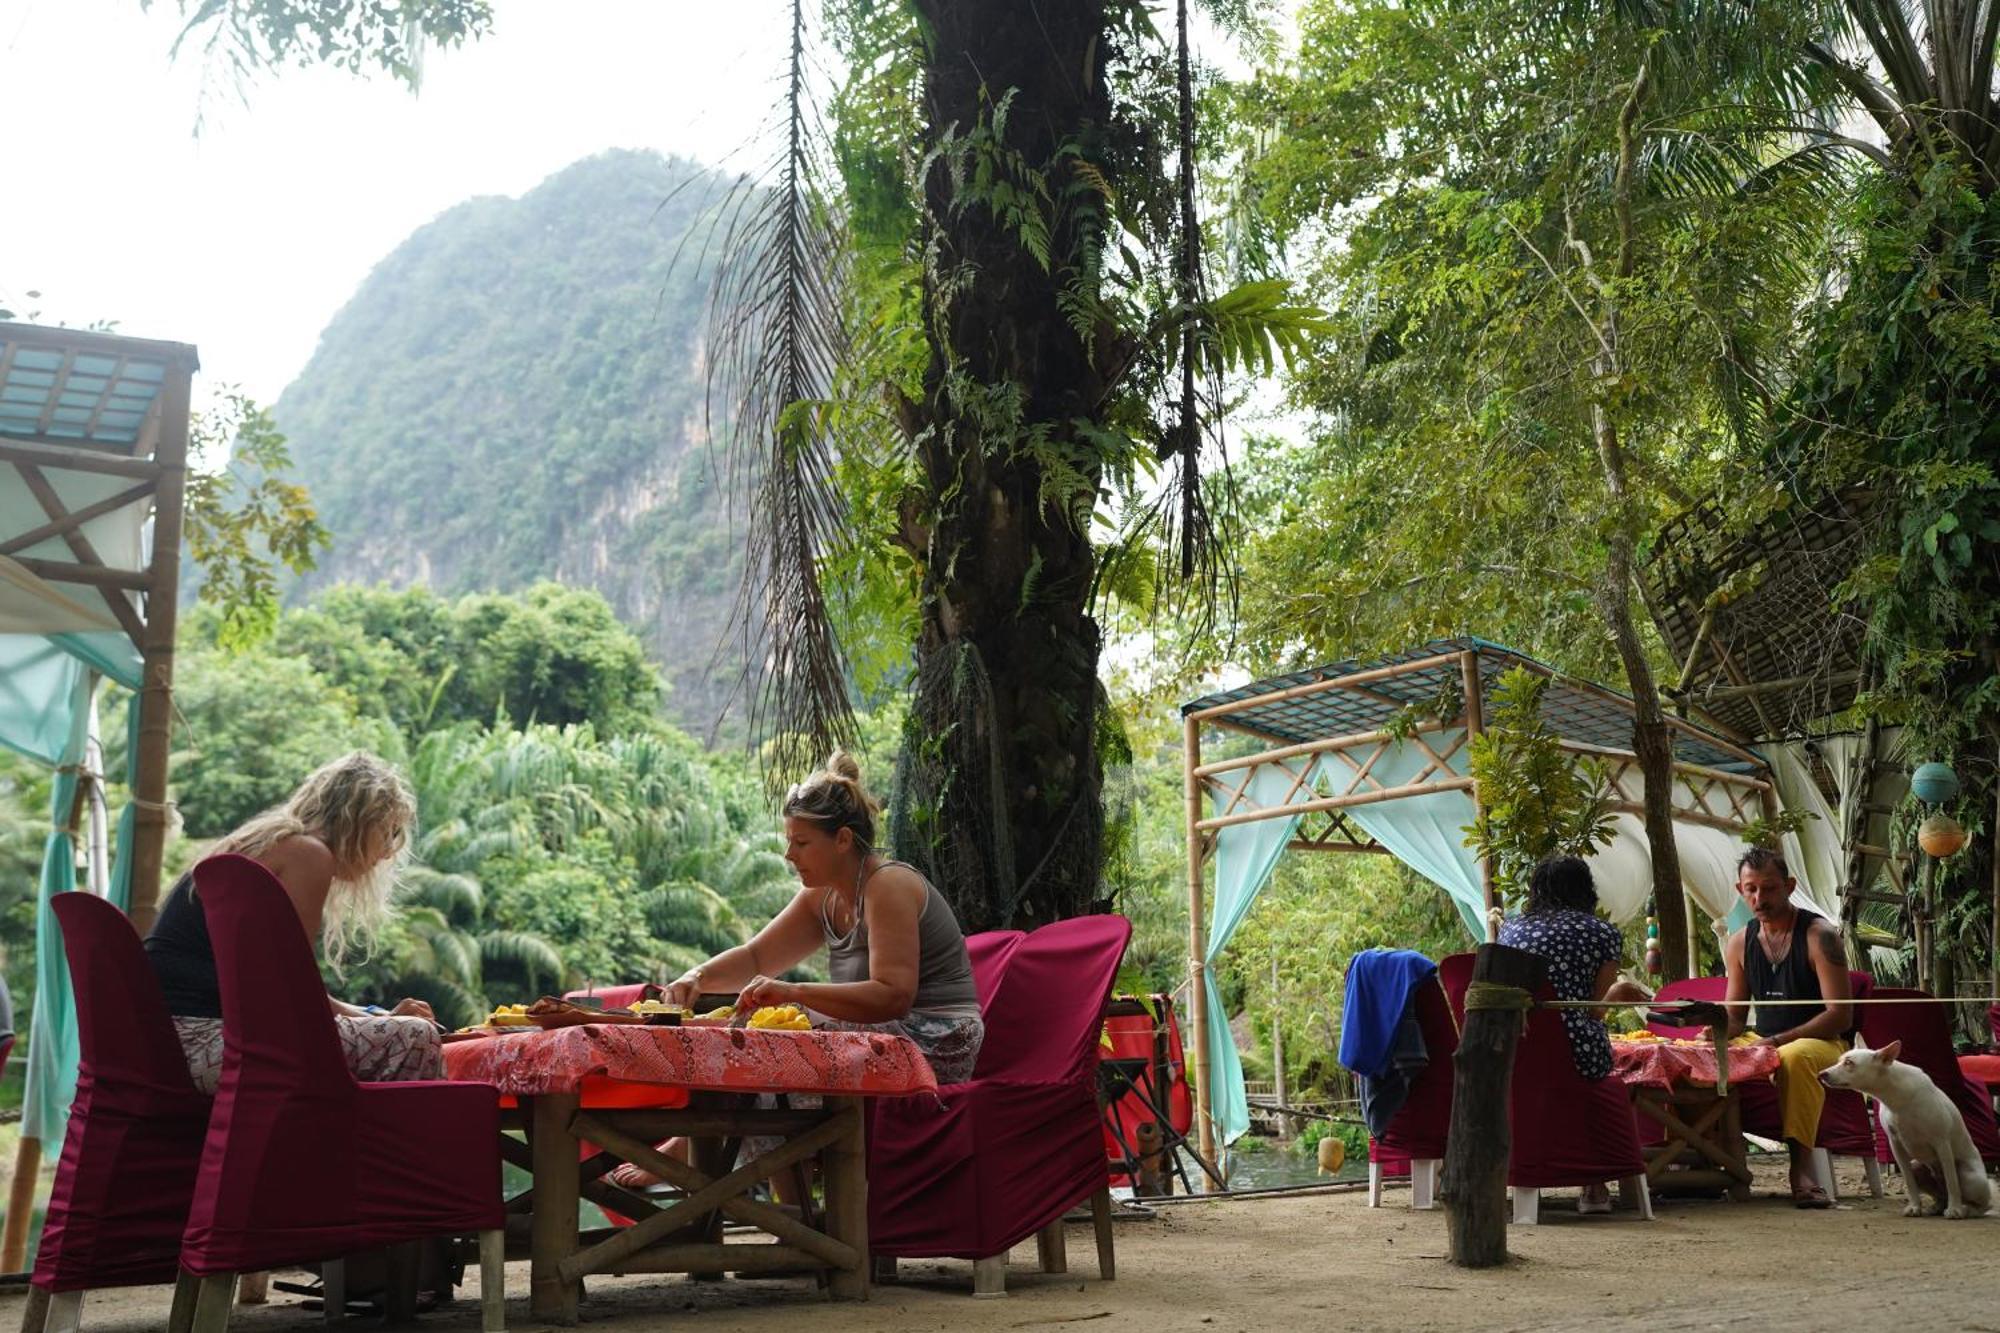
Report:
1192,720,1447,779
0,437,162,480
1559,740,1772,792
1186,651,1465,723
1685,670,1862,702
1196,776,1476,833
9,556,150,591
0,321,200,370
33,349,76,437
1461,649,1496,927
0,479,155,557
1286,839,1395,854
1186,712,1216,1179
126,364,192,932
12,462,146,644
1605,800,1752,835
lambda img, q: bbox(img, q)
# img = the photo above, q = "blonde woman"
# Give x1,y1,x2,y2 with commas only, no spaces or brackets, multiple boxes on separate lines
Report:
145,751,441,1093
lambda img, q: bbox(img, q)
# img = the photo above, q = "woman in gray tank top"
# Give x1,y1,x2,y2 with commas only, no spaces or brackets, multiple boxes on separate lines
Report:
661,751,984,1083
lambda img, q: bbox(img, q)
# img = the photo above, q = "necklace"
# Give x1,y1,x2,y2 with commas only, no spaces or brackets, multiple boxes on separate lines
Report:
823,857,872,938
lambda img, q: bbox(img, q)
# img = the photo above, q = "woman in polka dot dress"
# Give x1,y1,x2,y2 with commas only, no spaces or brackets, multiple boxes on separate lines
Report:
1498,855,1653,1213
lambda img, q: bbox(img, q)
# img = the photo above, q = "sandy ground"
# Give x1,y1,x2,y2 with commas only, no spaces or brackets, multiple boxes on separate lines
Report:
7,1159,1996,1333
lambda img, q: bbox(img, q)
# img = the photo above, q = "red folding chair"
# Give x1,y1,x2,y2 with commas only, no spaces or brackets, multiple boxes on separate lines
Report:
1441,951,1651,1224
1862,988,2000,1169
868,914,1131,1296
30,892,213,1332
1359,964,1455,1210
179,855,507,1331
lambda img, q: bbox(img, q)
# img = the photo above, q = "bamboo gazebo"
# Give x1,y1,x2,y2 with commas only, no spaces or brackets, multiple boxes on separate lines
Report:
1178,638,1805,1169
0,321,197,1272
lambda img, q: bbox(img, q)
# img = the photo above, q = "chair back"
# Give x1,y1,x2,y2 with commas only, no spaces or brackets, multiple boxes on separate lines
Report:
965,929,1027,1012
974,915,1132,1083
1647,975,1726,1038
1506,973,1645,1184
35,891,211,1292
1438,952,1475,1022
1862,987,2000,1163
1375,972,1457,1159
193,854,352,1095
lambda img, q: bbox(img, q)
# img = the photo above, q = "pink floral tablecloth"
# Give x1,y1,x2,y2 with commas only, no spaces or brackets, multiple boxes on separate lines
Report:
442,1023,939,1099
1610,1039,1781,1091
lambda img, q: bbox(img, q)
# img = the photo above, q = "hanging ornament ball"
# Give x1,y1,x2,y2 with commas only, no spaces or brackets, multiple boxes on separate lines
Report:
1646,915,1660,940
1918,812,1968,858
1911,761,1961,805
1644,940,1663,975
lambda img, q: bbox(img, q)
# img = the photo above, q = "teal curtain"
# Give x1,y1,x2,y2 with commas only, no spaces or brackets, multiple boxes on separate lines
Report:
1203,760,1321,1147
20,671,93,1146
1337,729,1488,938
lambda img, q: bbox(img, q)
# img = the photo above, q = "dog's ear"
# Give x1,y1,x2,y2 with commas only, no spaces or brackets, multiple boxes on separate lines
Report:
1853,1033,1870,1054
1876,1039,1902,1064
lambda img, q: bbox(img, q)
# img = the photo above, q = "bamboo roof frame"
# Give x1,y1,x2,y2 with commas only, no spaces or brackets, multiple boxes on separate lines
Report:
1177,638,1773,1169
0,320,196,932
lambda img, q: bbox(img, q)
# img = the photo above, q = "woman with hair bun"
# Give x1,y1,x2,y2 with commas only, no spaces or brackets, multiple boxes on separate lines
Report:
661,750,984,1081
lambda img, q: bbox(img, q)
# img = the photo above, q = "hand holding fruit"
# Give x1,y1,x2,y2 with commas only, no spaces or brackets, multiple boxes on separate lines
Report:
739,974,796,1011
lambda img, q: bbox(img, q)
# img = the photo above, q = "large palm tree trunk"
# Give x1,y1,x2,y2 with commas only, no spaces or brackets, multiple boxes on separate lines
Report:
892,0,1112,931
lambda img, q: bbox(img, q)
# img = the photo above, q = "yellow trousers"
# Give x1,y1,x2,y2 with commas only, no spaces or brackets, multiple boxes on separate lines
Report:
1770,1036,1848,1148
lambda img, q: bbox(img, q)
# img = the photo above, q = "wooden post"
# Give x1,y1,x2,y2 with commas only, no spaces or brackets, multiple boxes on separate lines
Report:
0,1136,41,1272
126,363,192,934
528,1092,582,1326
1185,713,1216,1178
821,1097,869,1300
1269,949,1286,1138
1440,943,1545,1268
1459,651,1496,930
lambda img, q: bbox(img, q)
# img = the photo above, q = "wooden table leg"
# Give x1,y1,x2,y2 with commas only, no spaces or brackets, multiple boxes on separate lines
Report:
529,1092,583,1326
1721,1088,1751,1201
821,1096,869,1300
688,1092,734,1282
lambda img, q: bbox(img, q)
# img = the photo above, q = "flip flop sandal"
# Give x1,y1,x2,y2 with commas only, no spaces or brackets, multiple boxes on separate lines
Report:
1792,1185,1834,1209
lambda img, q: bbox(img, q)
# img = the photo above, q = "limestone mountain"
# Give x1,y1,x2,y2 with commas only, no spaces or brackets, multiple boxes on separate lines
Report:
272,149,750,740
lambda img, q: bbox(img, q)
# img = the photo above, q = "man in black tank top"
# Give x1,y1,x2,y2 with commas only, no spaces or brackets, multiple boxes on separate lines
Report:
1717,847,1854,1208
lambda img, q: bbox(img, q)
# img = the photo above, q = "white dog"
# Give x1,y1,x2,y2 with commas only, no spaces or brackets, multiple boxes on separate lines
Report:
1820,1039,1993,1219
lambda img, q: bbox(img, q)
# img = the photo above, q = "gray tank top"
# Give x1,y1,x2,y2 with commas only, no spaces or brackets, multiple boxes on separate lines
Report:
823,860,980,1016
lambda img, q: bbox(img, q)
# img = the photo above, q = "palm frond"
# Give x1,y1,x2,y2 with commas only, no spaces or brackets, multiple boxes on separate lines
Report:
698,0,859,785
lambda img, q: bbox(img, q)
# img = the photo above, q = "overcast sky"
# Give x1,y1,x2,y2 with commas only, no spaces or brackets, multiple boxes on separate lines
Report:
1,0,790,405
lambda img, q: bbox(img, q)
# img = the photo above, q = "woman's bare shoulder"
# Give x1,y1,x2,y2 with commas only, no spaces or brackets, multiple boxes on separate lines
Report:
865,861,928,904
258,833,335,881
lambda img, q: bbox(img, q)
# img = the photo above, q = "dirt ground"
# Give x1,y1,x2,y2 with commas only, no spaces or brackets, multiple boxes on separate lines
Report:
8,1158,1996,1333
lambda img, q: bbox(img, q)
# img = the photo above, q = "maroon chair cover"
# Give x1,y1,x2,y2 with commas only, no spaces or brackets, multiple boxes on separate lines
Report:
1369,970,1457,1163
32,892,212,1294
178,855,504,1276
965,929,1027,1013
1861,988,2000,1167
1440,950,1644,1186
1649,972,1877,1156
867,914,1131,1260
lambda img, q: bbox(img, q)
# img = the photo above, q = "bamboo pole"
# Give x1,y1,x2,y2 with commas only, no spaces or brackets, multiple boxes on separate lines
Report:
1186,652,1466,722
1185,713,1216,1180
1196,776,1476,834
126,364,192,934
0,1137,41,1273
1459,650,1496,928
